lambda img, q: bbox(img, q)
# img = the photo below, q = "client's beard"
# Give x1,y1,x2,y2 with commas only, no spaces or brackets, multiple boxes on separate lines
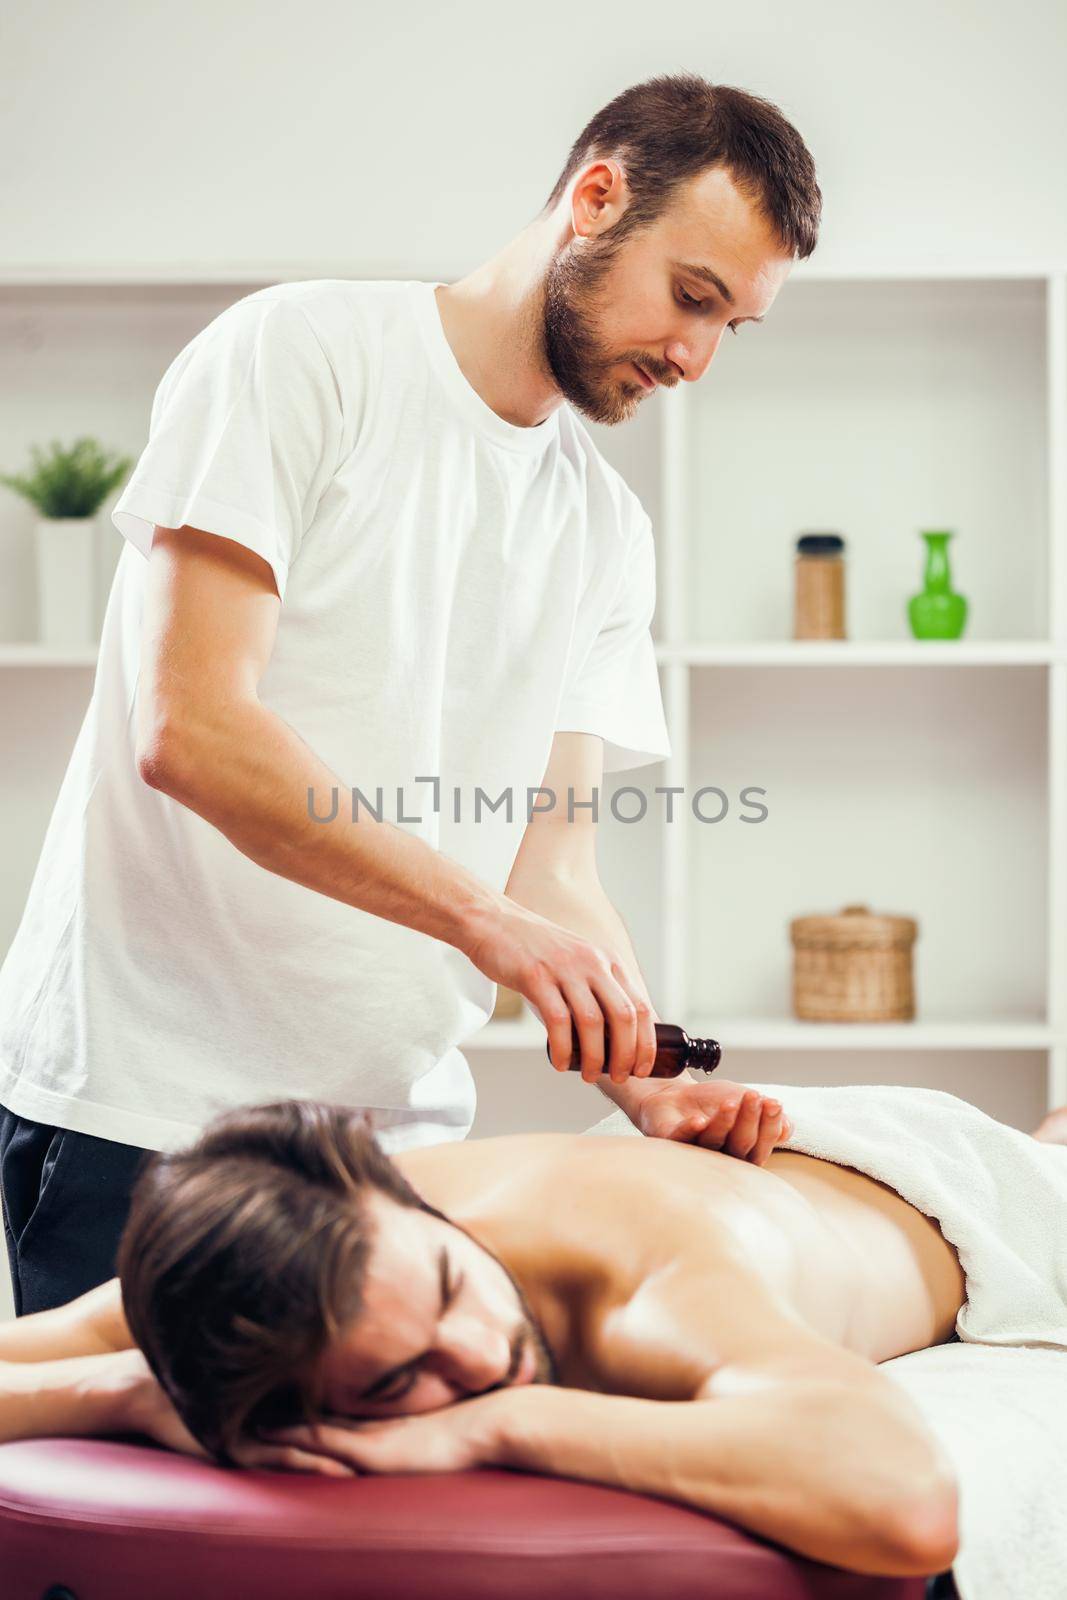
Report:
506,1298,559,1388
453,1218,560,1388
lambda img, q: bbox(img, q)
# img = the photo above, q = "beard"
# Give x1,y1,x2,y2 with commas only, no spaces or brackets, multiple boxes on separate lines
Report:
457,1222,563,1388
506,1301,559,1388
497,1262,560,1389
539,233,648,427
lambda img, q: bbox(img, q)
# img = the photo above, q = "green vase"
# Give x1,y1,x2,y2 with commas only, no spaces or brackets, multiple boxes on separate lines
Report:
907,530,968,640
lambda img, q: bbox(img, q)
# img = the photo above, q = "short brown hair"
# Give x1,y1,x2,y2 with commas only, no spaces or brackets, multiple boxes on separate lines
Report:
542,72,821,259
116,1100,444,1464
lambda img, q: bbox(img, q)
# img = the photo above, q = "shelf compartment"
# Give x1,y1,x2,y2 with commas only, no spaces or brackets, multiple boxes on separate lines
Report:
684,277,1050,646
686,663,1049,1027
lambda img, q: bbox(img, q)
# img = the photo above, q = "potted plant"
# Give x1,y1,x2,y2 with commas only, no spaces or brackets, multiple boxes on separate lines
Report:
0,436,132,648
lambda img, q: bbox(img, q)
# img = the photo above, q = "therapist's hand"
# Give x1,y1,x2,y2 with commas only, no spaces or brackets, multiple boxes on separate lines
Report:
629,1079,793,1165
462,898,657,1081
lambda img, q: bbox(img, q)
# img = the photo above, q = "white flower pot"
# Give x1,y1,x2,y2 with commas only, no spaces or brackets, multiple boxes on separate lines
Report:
36,516,96,647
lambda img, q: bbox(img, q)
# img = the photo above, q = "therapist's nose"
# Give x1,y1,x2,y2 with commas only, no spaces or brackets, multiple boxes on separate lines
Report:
434,1312,513,1393
665,325,727,384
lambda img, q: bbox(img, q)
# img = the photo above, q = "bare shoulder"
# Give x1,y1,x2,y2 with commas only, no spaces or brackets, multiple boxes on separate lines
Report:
0,1276,133,1363
397,1131,584,1202
56,1276,133,1352
76,1277,134,1351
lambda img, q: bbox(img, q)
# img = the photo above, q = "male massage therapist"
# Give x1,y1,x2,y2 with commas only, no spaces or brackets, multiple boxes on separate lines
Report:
0,72,821,1315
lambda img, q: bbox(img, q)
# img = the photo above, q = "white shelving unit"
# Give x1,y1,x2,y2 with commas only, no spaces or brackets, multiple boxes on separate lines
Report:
479,264,1067,1126
1,261,1064,1133
656,642,1064,665
477,1015,1056,1053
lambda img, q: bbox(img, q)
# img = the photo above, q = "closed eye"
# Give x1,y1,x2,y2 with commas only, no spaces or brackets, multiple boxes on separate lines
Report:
369,1366,419,1403
677,287,740,335
360,1254,463,1404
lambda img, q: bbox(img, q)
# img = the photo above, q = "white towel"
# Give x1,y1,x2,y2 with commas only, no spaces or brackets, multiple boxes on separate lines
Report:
584,1082,1067,1600
881,1341,1067,1600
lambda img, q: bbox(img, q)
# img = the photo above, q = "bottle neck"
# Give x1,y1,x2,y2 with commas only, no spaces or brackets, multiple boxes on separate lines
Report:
682,1034,722,1071
923,533,952,592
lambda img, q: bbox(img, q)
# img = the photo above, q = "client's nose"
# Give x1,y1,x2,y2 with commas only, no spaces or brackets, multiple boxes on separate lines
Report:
436,1312,512,1393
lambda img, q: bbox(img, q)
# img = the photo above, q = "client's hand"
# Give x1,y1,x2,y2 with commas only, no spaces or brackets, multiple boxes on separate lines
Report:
633,1079,793,1164
117,1348,355,1477
255,1391,507,1477
107,1347,210,1459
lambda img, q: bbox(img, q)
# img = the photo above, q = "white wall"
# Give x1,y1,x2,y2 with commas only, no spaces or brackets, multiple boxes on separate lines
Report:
3,0,1065,276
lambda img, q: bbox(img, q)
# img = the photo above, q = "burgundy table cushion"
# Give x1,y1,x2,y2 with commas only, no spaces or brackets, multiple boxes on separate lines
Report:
0,1436,931,1600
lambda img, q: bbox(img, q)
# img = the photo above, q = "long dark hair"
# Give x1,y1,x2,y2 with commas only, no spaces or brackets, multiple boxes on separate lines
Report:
116,1099,445,1464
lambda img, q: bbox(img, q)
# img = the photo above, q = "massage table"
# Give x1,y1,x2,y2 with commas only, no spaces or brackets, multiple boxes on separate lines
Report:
0,1434,953,1599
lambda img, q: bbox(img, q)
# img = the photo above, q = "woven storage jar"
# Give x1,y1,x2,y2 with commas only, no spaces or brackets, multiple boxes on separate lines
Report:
790,903,918,1022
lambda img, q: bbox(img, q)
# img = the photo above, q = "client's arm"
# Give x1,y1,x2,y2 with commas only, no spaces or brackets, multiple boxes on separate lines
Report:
0,1278,149,1446
0,1346,149,1444
498,1363,957,1578
0,1283,348,1472
265,1278,957,1578
497,1269,958,1577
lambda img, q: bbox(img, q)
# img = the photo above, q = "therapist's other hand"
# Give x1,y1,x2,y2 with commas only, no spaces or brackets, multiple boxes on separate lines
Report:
463,900,656,1082
633,1079,793,1165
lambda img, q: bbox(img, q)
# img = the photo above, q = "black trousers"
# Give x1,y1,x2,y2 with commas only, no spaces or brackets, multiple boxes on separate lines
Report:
0,1104,153,1316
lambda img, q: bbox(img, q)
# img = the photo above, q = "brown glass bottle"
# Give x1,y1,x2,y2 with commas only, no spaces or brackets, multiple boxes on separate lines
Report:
547,1021,722,1077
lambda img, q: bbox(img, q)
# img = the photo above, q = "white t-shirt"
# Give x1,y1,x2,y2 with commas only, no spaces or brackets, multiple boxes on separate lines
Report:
0,279,671,1155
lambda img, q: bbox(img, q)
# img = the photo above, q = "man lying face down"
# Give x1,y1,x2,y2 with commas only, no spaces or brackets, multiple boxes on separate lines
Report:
108,1095,974,1580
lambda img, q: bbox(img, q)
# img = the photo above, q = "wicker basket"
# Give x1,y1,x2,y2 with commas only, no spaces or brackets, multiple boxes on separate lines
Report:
790,903,918,1022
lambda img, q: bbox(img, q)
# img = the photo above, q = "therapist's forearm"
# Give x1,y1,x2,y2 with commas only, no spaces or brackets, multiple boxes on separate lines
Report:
137,697,502,953
504,866,658,1014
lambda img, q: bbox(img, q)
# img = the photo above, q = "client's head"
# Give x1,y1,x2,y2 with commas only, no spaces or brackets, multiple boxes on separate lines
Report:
117,1100,554,1465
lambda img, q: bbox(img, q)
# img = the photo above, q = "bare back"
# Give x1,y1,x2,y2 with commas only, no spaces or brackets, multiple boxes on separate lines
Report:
397,1132,966,1399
